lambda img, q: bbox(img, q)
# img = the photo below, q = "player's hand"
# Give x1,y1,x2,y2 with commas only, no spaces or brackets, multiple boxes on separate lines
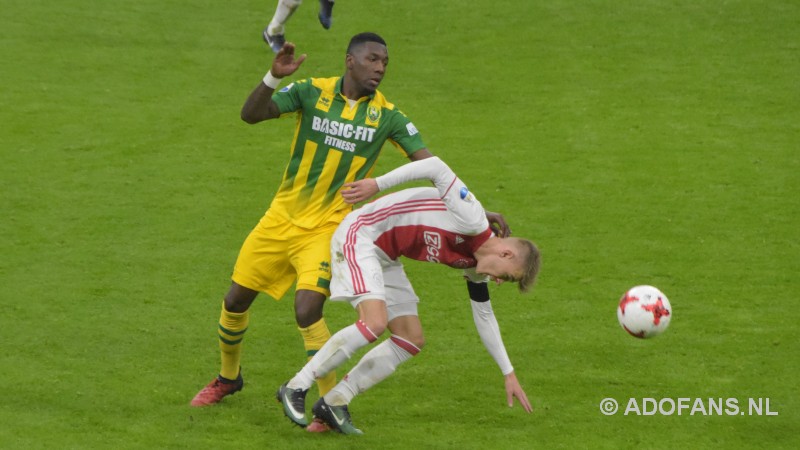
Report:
485,211,512,237
503,371,533,413
341,179,380,204
271,42,307,78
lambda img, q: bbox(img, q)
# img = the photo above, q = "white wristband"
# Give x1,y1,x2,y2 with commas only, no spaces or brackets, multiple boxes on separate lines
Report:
262,71,282,89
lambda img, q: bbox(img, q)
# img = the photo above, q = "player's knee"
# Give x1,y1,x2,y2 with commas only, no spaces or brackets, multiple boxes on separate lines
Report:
224,283,258,313
363,318,388,337
294,290,326,327
280,0,303,8
294,302,323,327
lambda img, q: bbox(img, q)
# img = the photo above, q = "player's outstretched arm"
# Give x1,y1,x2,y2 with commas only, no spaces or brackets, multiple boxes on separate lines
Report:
467,279,531,413
406,148,512,236
341,156,452,204
241,42,307,123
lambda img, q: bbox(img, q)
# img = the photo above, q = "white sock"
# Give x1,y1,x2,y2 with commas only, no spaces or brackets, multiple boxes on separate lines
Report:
268,0,303,35
325,335,420,406
288,320,378,390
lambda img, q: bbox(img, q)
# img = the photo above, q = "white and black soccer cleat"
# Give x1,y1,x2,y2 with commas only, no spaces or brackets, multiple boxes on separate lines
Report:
262,28,286,53
276,382,309,427
312,397,363,435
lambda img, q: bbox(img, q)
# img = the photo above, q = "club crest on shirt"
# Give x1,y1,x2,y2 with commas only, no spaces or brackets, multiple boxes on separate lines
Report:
335,251,344,263
366,105,381,126
452,259,470,269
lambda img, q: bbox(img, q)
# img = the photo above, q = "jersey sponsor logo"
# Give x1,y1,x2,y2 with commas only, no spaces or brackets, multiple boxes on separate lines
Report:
312,116,376,142
324,135,357,152
312,116,377,153
406,122,419,136
423,231,441,263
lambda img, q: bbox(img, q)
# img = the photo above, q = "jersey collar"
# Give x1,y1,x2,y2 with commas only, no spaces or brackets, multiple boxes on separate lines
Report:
335,76,377,102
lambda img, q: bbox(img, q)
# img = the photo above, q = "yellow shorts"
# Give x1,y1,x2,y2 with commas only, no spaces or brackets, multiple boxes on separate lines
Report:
232,209,337,300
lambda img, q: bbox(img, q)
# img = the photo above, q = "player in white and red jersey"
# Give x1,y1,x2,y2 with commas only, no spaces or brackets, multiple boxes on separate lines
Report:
277,157,541,434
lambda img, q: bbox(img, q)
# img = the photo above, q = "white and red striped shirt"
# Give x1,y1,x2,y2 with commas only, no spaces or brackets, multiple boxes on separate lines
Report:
333,158,517,376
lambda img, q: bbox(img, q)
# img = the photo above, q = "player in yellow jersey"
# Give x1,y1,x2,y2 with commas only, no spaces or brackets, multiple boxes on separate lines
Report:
191,33,511,432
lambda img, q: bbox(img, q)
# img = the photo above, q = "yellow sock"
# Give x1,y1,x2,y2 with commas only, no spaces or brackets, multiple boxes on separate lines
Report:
218,301,249,380
299,318,336,395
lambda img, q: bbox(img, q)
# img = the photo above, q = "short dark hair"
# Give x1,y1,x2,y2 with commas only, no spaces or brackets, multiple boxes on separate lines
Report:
347,32,387,54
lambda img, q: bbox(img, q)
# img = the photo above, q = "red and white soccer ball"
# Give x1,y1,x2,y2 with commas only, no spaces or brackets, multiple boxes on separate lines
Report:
617,285,672,338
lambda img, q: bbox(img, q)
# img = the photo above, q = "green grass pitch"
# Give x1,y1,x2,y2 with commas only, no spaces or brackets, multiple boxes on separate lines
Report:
1,0,798,448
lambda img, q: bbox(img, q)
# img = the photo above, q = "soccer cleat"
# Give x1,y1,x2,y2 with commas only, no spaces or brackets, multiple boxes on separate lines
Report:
318,0,334,29
262,28,285,53
190,373,243,407
312,397,363,435
276,383,309,427
305,417,332,433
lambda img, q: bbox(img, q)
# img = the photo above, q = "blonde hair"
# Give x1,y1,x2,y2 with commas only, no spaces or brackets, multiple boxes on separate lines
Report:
514,238,541,293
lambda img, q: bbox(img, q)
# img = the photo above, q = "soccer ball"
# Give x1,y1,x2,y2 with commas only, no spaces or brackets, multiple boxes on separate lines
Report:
617,285,672,338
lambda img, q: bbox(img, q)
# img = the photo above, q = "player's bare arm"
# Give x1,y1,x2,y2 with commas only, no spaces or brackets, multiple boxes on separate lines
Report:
409,148,433,161
241,42,307,123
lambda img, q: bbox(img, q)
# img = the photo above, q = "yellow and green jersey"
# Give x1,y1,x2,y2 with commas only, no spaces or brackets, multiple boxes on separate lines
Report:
268,76,426,229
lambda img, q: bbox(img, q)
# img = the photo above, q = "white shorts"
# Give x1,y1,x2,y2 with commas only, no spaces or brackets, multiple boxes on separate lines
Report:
329,224,419,321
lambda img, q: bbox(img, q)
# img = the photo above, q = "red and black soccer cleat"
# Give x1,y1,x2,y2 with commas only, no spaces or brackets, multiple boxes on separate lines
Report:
190,374,244,407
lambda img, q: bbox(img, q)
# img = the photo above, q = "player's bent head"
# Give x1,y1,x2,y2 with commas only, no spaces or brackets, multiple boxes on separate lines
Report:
347,32,387,55
511,238,541,294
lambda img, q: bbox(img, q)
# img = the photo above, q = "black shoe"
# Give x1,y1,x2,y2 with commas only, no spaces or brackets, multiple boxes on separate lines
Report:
263,28,286,53
318,0,334,29
312,397,363,435
276,383,309,427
